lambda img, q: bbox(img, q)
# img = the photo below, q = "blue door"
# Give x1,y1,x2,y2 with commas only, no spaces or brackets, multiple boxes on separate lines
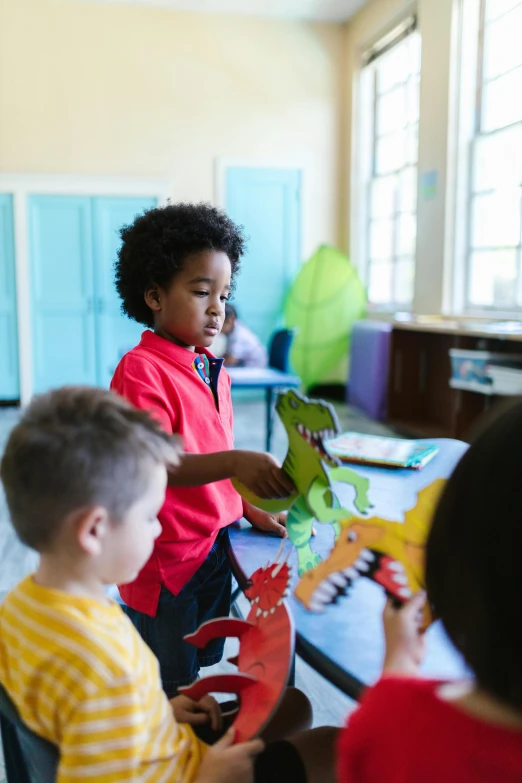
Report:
28,196,97,393
0,195,19,400
225,167,301,346
92,196,157,388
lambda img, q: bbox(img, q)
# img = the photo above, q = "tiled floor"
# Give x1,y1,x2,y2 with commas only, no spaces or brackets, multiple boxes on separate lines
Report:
0,396,396,780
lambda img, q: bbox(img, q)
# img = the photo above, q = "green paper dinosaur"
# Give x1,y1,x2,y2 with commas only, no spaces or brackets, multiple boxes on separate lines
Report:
233,390,372,575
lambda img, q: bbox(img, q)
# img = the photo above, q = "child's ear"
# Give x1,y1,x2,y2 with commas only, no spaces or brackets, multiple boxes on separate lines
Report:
75,507,110,557
144,285,162,312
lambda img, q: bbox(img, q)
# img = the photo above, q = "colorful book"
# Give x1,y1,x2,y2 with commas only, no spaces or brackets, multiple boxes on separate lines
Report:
326,432,439,470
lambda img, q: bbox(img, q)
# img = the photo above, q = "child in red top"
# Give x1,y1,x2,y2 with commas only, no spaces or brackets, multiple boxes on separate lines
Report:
111,203,293,696
338,402,522,781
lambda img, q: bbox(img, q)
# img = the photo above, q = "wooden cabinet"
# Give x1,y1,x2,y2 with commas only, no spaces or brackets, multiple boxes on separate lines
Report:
387,323,522,441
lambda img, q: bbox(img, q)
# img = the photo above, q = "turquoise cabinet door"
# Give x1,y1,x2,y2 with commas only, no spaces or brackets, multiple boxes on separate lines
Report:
0,195,19,400
28,196,97,392
92,196,157,388
225,168,301,345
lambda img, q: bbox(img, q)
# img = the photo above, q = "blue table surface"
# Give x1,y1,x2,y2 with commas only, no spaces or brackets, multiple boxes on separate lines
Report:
229,439,470,689
227,367,300,388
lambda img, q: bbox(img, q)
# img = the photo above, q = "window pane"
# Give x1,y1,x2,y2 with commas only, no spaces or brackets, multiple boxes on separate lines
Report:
371,176,398,218
409,33,422,75
474,123,522,191
484,5,522,79
377,86,407,135
469,250,518,307
369,261,393,303
376,130,406,174
394,258,415,304
471,189,521,247
377,41,409,93
399,167,417,212
486,0,522,22
406,125,419,165
482,66,522,132
370,219,394,259
398,214,417,255
406,76,420,124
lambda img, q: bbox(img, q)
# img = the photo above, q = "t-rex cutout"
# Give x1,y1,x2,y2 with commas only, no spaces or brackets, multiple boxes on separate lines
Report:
233,390,372,575
294,479,445,629
178,542,294,743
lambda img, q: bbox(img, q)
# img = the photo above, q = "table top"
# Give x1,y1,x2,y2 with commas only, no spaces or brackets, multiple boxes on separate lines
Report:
229,438,469,691
227,366,300,388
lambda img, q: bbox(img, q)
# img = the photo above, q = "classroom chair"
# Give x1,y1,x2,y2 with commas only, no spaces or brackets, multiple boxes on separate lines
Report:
0,682,58,783
268,328,294,374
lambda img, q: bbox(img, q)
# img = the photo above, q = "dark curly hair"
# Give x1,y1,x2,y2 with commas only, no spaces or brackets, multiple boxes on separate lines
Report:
115,203,246,327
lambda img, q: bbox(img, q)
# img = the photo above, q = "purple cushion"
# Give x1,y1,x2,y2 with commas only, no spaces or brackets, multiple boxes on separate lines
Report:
348,321,392,421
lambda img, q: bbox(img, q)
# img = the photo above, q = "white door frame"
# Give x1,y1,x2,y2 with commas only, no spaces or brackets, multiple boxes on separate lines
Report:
0,174,171,406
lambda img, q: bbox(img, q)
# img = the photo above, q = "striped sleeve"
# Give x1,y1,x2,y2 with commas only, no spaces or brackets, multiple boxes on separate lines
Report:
57,675,147,783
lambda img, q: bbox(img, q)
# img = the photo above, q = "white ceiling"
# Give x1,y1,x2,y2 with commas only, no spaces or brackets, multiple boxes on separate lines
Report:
76,0,370,22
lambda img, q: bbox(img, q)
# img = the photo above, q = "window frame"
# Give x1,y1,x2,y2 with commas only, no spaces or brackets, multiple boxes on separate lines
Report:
355,16,421,312
455,0,522,315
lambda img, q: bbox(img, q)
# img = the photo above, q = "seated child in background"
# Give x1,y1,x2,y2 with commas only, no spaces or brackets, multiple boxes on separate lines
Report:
338,401,522,782
0,387,338,783
219,303,268,368
111,203,291,695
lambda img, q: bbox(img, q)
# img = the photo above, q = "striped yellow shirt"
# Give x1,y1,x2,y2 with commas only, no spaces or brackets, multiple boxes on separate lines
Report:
0,576,207,783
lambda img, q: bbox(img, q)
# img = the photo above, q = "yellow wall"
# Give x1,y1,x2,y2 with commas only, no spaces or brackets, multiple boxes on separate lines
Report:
0,0,344,258
343,0,458,315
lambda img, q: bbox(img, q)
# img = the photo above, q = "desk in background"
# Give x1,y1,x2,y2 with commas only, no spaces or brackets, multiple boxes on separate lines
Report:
228,438,468,699
388,316,522,441
227,366,300,452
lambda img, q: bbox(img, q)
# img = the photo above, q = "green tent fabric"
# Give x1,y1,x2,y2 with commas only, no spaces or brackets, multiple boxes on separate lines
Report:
284,244,366,390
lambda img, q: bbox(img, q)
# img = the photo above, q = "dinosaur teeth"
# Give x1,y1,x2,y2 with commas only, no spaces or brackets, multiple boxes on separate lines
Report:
256,607,263,617
328,572,348,589
354,557,370,572
360,549,375,563
314,583,337,601
270,607,276,614
343,567,359,580
397,587,413,599
392,573,409,586
309,598,326,613
252,596,260,603
388,561,406,574
276,599,283,606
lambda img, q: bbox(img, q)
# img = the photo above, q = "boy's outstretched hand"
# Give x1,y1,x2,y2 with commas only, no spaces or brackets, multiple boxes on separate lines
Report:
382,591,427,676
233,451,295,500
195,728,264,783
170,694,222,732
244,503,288,537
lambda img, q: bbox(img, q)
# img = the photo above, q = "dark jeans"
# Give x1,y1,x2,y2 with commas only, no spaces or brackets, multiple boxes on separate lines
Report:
124,529,232,696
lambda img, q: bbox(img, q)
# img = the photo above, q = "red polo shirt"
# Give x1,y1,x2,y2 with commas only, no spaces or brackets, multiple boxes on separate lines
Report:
111,330,242,616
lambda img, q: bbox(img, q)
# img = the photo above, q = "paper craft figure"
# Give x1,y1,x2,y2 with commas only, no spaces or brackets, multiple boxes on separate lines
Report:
233,390,372,575
178,542,294,743
294,479,445,628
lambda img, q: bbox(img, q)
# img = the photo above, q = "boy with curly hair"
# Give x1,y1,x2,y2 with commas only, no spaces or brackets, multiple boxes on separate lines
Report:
111,203,294,696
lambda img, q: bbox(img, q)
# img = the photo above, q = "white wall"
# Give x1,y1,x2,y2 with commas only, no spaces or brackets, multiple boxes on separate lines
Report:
0,0,345,259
